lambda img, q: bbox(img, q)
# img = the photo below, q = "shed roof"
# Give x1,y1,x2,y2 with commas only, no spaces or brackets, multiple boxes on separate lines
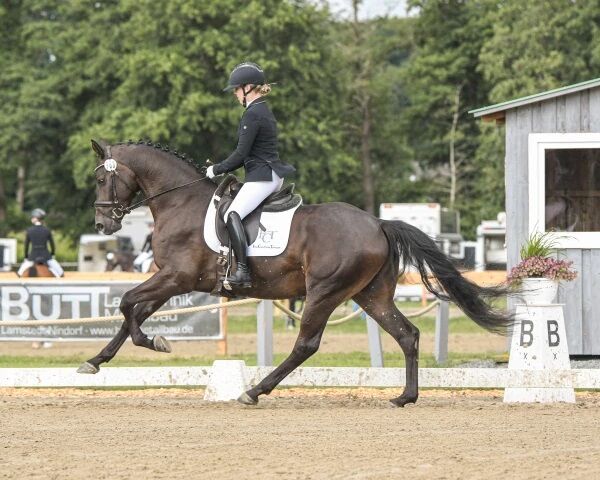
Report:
469,77,600,122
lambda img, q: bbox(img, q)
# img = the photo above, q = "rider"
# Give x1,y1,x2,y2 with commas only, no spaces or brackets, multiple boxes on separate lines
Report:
133,222,154,273
17,208,64,277
206,62,295,288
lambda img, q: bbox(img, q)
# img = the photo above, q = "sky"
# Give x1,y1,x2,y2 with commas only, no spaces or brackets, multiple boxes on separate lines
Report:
326,0,409,19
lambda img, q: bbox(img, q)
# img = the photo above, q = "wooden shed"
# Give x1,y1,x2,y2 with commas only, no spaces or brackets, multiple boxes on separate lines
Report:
471,78,600,356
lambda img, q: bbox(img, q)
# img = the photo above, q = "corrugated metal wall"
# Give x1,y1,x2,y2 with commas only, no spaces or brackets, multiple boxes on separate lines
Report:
505,87,600,355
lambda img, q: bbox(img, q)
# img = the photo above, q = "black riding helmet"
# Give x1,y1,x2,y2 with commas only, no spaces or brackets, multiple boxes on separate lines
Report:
223,62,266,92
31,208,46,220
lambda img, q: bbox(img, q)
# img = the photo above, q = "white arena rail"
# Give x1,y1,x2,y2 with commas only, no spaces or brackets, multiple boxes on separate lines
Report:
1,365,599,389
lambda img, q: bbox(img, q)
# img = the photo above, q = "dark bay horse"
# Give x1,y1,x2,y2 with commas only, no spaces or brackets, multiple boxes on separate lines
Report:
83,139,513,406
105,251,135,272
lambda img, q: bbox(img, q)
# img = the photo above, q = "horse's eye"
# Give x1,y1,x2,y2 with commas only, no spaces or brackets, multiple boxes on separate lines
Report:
97,178,105,184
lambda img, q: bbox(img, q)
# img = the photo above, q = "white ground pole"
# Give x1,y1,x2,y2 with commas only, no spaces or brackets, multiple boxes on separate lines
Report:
2,364,600,390
257,300,274,366
366,315,384,367
435,300,450,363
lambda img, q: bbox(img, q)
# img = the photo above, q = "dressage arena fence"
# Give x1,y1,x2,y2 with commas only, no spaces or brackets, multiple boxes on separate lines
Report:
0,297,440,327
5,270,587,392
3,365,600,390
0,294,450,367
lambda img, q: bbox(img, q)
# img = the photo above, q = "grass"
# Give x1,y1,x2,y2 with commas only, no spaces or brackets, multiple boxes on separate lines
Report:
229,309,492,335
0,351,507,369
0,301,507,369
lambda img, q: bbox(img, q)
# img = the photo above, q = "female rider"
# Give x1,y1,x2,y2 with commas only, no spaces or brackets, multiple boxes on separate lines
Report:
206,62,295,288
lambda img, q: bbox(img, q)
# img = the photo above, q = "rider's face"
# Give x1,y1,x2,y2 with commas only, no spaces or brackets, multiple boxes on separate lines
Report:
233,86,247,106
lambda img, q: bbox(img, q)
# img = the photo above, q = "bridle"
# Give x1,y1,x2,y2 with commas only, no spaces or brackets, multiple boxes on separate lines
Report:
93,146,207,222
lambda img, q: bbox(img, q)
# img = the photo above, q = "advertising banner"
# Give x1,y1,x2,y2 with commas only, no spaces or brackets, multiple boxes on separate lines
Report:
0,281,221,341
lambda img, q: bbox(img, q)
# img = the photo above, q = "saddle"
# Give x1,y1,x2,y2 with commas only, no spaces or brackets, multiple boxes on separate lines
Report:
213,174,302,246
210,174,302,297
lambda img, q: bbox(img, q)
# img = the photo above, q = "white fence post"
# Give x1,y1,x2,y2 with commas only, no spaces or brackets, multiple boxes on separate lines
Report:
366,315,384,367
257,300,273,366
435,300,449,363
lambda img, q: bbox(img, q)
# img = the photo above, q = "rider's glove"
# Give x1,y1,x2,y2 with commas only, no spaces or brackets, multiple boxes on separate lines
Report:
206,166,216,179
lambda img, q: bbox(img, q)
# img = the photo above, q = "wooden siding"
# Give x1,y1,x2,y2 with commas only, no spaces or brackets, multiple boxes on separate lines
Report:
505,87,600,354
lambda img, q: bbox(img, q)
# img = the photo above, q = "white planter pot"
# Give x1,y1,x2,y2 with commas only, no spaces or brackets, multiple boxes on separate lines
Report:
521,278,559,305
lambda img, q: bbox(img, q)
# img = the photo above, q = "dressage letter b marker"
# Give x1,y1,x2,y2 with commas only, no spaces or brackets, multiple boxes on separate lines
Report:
520,320,534,347
547,320,560,347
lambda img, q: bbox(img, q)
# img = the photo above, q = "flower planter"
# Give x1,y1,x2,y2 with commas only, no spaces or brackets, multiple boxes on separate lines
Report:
520,278,559,305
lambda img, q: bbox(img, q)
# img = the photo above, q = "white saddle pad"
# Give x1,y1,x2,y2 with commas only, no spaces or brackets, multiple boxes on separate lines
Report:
203,194,302,257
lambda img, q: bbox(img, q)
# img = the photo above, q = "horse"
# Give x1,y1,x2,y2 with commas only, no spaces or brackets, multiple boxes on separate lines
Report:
105,251,136,272
20,260,55,278
82,139,514,407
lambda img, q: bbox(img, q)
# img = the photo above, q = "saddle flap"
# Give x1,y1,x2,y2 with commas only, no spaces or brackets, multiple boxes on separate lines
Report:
214,176,262,245
212,175,302,245
215,198,263,246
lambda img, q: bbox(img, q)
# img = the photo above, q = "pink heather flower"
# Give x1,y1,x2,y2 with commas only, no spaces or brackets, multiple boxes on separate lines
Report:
508,256,577,286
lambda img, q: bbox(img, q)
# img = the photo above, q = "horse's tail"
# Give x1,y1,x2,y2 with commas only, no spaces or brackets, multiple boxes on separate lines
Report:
380,220,513,333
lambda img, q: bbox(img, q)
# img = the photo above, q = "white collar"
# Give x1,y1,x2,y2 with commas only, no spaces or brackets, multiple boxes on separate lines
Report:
246,96,266,108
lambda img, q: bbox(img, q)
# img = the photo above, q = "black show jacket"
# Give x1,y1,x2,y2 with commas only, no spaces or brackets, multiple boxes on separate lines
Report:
25,225,55,262
213,98,295,182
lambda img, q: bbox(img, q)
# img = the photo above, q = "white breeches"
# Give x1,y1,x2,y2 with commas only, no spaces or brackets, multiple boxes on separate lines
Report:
225,170,283,221
18,258,64,277
134,251,154,273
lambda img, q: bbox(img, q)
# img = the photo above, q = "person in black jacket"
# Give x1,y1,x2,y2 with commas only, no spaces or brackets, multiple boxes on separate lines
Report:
206,62,295,288
17,208,64,277
133,222,154,273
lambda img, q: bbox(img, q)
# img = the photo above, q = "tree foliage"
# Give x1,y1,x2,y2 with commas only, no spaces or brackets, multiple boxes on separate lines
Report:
3,0,600,248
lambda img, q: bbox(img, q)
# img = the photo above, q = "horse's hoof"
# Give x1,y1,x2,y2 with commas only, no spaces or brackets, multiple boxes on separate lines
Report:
237,392,258,405
76,362,99,374
389,395,417,408
152,335,172,353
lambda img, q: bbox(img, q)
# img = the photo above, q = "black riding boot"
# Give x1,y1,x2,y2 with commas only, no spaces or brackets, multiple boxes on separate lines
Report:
225,212,252,288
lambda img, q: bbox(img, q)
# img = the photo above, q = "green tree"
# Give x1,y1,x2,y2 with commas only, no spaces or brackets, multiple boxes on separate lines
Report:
480,0,600,103
401,0,499,236
0,1,76,235
334,4,414,214
1,0,357,240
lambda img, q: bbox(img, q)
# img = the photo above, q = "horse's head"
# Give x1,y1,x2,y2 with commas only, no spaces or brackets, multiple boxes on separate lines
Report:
91,139,140,235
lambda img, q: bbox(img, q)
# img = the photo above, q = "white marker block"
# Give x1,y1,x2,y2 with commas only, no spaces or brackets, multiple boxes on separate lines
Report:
203,360,249,402
504,304,575,403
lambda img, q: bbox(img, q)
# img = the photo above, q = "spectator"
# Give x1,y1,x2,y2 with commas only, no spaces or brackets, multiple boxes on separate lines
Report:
17,208,64,277
133,222,154,273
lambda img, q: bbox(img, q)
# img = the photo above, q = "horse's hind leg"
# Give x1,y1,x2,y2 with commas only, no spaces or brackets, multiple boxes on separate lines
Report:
77,298,168,373
353,266,420,407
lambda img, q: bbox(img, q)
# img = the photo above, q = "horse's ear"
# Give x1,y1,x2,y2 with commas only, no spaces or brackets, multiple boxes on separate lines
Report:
91,139,105,158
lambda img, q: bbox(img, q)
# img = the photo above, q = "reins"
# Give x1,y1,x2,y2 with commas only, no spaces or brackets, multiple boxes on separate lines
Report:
125,176,207,213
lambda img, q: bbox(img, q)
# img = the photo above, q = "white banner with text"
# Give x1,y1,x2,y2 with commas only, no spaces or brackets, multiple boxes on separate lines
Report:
0,281,221,341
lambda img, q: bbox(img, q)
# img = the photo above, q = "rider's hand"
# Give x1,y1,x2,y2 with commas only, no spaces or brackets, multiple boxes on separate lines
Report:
206,166,216,179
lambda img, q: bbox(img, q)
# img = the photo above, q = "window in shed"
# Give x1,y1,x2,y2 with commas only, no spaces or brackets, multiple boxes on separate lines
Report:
545,148,600,232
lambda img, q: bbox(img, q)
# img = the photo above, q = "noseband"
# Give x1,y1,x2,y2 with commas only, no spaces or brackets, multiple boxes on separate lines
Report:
93,146,208,222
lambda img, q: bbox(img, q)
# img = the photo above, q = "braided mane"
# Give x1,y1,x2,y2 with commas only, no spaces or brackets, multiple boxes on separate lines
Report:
116,139,204,174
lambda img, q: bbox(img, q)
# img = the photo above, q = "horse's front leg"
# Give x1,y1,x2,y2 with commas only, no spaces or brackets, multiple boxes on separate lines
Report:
77,298,168,374
239,292,341,405
119,269,198,351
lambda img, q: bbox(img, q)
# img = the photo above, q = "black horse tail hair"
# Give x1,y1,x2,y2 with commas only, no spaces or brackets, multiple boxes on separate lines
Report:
380,219,514,334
